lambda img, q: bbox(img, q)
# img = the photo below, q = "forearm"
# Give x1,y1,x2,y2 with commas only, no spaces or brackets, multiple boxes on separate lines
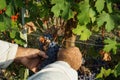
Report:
0,40,18,68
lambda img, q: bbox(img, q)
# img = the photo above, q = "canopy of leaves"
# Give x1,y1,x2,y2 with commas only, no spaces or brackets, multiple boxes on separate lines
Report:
0,0,120,79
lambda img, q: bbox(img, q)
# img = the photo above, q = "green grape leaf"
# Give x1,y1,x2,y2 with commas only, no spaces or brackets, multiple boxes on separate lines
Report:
3,15,11,29
96,72,103,79
0,22,6,31
14,39,25,46
77,0,90,25
96,67,104,79
51,0,61,4
95,0,105,13
0,15,10,32
89,8,96,23
14,0,24,7
0,15,4,21
0,0,6,10
51,4,60,17
106,0,112,13
5,3,12,17
96,67,112,79
10,30,16,38
114,63,120,77
11,21,18,29
72,24,92,40
105,14,115,32
97,12,106,27
39,5,50,18
61,3,73,20
51,0,74,20
103,38,117,54
104,69,112,77
97,12,115,32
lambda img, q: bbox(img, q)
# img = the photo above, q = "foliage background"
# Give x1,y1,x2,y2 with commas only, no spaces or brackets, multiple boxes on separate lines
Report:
0,0,120,80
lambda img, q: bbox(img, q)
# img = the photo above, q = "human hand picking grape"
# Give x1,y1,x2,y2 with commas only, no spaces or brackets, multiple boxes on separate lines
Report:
14,47,48,73
28,47,82,80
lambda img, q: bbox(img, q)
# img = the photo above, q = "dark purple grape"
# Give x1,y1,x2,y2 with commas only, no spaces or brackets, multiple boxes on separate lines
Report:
38,34,60,69
39,43,60,69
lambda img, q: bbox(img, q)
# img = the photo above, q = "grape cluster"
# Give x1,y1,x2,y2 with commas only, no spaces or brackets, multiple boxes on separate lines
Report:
39,34,60,69
78,73,96,80
78,57,110,80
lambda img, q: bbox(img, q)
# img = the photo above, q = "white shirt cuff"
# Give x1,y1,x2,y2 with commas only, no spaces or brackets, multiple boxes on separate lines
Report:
0,40,18,68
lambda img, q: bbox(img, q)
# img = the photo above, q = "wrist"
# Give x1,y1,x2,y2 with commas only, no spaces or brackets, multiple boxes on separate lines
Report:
14,47,26,63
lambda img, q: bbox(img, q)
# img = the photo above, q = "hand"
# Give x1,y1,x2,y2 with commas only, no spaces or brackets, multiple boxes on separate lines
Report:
14,47,48,73
57,47,82,70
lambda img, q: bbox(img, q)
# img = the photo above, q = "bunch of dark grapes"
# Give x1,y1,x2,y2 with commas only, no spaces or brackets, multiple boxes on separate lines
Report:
78,73,96,80
39,34,60,69
78,57,110,80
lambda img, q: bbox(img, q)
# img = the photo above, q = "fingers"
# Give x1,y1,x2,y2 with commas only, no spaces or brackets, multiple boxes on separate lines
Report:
22,57,41,73
27,49,48,59
39,50,48,58
30,59,40,73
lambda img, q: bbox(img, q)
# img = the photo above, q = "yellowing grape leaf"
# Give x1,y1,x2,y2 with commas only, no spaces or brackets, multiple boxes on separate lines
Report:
103,53,111,61
72,24,92,40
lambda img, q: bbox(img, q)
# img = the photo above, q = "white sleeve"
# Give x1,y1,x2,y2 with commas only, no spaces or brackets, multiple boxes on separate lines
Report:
28,61,78,80
0,40,18,68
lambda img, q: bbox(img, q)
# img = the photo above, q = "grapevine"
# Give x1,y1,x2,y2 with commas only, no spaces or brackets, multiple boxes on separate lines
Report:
0,0,120,80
